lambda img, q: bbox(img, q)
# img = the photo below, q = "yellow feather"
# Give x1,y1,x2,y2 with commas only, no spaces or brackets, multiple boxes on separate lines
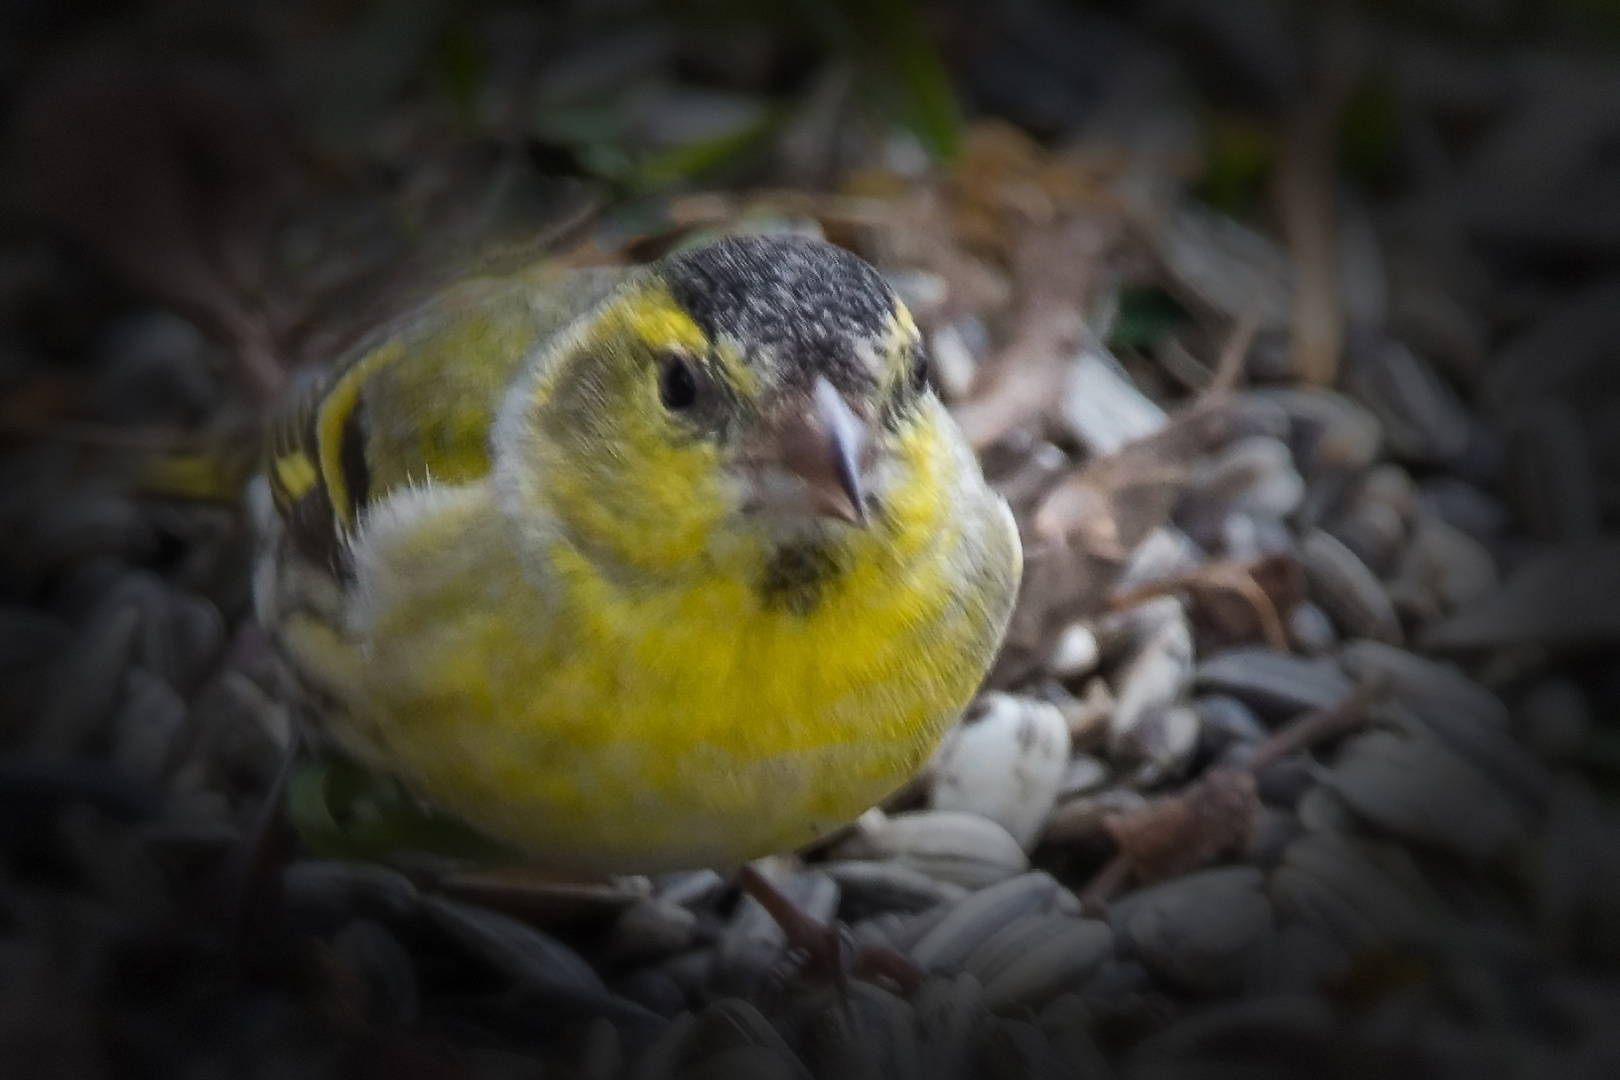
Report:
260,240,1022,873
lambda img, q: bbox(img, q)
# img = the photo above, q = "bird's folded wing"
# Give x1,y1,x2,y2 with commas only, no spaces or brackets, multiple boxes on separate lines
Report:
264,264,628,574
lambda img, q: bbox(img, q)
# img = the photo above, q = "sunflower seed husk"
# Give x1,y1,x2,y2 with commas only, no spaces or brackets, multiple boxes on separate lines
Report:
1093,595,1185,663
962,914,1077,986
1108,615,1194,757
31,603,141,755
1247,388,1384,474
1323,730,1528,860
1345,339,1472,464
28,492,156,572
1159,203,1293,329
909,872,1066,972
1266,833,1438,953
1033,995,1113,1079
1059,345,1167,456
977,1017,1074,1080
929,322,978,401
608,897,700,963
717,866,837,989
1049,676,1115,750
659,950,717,998
577,1015,624,1080
978,917,1114,1011
1118,704,1200,786
1295,785,1361,835
1506,397,1602,544
1125,996,1338,1076
108,668,189,786
1244,920,1351,996
1040,786,1148,847
1193,694,1267,752
91,311,221,423
1383,697,1552,811
1194,646,1355,717
1053,754,1109,802
1287,601,1338,656
1423,538,1620,649
1112,866,1273,994
632,1009,697,1080
852,906,952,956
830,810,1029,889
329,919,420,1027
1517,678,1592,765
915,973,989,1080
422,895,652,1018
1299,528,1403,645
94,572,225,692
1420,476,1512,548
689,998,811,1080
613,967,688,1020
822,860,967,920
1400,512,1502,619
1183,435,1305,522
1327,500,1408,576
1340,640,1508,730
806,981,920,1080
1113,527,1203,597
930,693,1071,850
1245,806,1304,869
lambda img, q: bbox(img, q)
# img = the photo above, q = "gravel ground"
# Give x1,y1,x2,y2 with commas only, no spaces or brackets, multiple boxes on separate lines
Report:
3,2,1619,1078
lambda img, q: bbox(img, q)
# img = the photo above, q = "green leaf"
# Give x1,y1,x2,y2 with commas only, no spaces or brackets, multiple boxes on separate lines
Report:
1108,286,1192,349
630,108,782,191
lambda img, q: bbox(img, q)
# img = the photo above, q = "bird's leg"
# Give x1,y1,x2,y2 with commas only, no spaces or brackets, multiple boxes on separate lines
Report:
735,864,924,998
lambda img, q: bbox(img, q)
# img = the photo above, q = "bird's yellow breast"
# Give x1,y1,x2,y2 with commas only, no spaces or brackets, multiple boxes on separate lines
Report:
310,460,1002,873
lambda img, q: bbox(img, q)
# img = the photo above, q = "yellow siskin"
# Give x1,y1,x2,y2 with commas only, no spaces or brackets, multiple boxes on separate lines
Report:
255,234,1022,873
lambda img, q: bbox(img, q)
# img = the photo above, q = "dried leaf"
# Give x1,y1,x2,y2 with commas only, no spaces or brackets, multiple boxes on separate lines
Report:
1103,768,1260,886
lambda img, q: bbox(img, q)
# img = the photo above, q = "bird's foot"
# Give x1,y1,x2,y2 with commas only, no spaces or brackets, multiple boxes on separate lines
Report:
735,864,923,1003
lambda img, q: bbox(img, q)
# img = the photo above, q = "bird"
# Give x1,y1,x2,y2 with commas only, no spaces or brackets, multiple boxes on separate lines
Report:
253,232,1022,880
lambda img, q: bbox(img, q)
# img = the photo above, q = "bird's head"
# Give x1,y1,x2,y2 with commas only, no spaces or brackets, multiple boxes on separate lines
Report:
496,234,960,603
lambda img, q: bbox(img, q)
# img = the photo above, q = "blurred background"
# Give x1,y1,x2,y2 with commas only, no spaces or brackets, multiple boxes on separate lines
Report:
3,0,1620,1077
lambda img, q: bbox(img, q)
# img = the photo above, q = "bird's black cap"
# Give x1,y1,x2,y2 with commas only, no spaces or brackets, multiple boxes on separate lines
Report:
662,234,899,392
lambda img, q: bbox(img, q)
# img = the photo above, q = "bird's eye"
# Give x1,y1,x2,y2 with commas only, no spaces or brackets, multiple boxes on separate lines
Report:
658,354,699,411
908,345,929,394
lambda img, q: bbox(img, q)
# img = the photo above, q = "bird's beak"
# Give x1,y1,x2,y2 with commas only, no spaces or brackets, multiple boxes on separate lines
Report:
773,376,869,526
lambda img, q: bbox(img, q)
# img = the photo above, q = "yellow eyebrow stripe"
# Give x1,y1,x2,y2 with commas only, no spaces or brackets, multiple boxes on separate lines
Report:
317,340,404,530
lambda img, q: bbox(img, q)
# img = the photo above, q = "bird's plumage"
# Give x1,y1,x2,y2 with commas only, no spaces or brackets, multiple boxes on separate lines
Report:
256,234,1021,872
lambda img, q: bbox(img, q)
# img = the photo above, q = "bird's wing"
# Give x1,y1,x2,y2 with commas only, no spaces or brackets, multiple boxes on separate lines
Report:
264,264,628,572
